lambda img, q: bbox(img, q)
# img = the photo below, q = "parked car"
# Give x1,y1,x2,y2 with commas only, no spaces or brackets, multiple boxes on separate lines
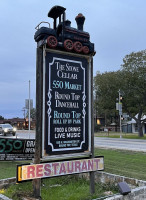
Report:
0,124,16,136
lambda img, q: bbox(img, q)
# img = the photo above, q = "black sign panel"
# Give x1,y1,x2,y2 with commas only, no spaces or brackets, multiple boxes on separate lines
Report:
45,51,89,154
0,138,35,160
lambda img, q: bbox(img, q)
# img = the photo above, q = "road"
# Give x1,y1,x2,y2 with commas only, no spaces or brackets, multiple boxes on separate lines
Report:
1,131,146,152
16,130,35,139
0,130,35,139
94,137,146,152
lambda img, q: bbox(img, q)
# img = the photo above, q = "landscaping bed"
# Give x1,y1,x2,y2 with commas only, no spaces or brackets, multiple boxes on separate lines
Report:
0,175,118,200
1,148,146,199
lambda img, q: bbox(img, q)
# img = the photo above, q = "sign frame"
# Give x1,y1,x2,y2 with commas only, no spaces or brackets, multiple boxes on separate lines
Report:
42,47,92,159
17,156,104,183
25,99,33,110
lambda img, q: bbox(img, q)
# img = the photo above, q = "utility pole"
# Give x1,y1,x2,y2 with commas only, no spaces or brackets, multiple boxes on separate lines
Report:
22,107,26,119
29,80,31,139
118,89,122,137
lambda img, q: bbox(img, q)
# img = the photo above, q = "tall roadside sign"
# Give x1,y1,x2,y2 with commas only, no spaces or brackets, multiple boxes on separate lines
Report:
17,5,104,198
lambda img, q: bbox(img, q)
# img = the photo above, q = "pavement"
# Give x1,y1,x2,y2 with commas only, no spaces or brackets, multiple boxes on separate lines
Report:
94,137,146,152
1,130,146,152
14,132,146,152
15,130,35,139
0,130,35,139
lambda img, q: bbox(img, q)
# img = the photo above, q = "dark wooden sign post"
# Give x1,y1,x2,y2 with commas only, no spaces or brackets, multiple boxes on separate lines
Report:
32,5,100,198
33,47,43,199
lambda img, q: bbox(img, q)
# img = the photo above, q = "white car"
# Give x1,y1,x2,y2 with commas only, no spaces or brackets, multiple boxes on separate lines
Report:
0,124,16,136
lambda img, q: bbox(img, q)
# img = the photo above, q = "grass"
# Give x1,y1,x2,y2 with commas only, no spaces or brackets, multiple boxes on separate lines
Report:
95,148,146,180
0,161,27,179
94,131,146,139
2,176,118,200
1,147,146,199
1,148,146,181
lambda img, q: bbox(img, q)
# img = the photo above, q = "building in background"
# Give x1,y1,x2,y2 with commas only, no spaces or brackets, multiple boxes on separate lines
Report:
122,115,146,134
0,118,36,130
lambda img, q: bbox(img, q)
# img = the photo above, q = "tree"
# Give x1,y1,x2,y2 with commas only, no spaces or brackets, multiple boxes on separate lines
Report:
0,115,4,120
94,71,122,126
94,49,146,137
120,50,146,137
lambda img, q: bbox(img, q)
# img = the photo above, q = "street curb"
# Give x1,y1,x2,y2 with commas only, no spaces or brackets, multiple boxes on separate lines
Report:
0,178,15,200
0,194,12,200
0,178,16,189
95,171,146,187
104,186,146,200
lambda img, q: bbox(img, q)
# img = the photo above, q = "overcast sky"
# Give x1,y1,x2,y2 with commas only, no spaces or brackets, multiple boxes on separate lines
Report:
0,0,146,119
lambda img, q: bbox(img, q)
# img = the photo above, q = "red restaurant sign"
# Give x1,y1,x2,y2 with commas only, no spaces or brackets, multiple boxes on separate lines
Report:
17,157,104,182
